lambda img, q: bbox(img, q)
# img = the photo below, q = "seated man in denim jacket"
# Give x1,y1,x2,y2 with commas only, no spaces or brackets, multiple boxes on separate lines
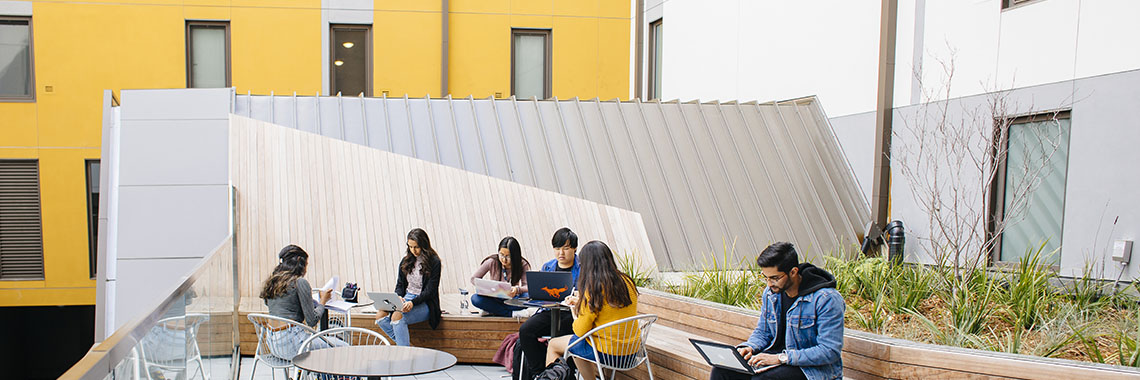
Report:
711,242,845,380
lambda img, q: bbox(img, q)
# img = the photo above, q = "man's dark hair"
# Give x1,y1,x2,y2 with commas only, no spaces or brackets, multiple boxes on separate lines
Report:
551,227,578,249
756,242,798,273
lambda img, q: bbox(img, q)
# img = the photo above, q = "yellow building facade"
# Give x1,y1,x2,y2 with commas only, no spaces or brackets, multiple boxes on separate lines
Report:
0,0,631,308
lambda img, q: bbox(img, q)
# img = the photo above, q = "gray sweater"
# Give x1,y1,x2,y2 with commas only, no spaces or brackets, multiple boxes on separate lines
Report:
265,278,325,327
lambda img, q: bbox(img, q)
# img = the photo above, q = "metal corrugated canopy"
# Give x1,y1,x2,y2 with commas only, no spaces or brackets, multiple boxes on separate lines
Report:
234,95,869,270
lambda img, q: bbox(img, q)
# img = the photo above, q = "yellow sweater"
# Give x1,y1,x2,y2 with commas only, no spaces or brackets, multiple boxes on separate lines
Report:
572,278,640,355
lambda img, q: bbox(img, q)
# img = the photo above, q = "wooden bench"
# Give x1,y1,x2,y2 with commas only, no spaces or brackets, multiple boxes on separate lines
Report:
634,288,1140,380
237,294,522,364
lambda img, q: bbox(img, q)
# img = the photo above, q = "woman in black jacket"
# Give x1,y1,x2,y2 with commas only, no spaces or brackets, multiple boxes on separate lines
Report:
375,228,442,346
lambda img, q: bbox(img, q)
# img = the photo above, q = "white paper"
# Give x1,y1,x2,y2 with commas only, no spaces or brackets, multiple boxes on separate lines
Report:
325,300,356,312
321,275,337,289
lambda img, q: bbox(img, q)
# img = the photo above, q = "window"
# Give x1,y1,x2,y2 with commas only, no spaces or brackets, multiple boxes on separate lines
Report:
85,160,99,279
0,160,44,280
992,112,1071,264
648,19,663,100
1003,0,1039,10
330,24,371,96
186,21,230,88
0,16,33,100
511,29,551,99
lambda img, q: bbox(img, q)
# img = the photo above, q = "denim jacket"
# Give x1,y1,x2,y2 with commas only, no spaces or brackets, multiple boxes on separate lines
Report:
740,263,845,380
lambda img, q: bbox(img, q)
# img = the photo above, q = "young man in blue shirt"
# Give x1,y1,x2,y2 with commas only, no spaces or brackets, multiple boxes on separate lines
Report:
711,242,845,380
512,227,580,380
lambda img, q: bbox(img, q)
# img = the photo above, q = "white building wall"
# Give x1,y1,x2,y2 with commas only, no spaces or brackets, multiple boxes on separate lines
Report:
649,0,1140,279
648,0,1140,115
645,0,880,117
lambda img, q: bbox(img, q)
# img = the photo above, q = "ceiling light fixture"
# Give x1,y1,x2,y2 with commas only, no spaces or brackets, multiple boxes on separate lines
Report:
342,42,355,48
334,60,344,66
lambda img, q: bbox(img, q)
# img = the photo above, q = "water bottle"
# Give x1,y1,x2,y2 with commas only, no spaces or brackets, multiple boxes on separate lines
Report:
459,288,470,314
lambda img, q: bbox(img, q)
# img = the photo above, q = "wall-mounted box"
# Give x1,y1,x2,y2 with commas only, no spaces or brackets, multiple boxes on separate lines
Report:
1112,240,1133,264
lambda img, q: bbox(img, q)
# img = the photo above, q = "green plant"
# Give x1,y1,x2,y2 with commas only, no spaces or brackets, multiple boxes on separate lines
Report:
852,257,889,300
616,250,657,287
679,239,764,309
823,255,857,296
852,285,890,333
904,308,987,349
1116,310,1140,367
1004,242,1058,329
1068,262,1113,313
887,264,934,314
941,269,997,335
1072,321,1108,363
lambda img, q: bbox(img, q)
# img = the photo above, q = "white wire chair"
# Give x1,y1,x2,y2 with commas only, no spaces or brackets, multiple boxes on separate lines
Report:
248,313,318,380
563,314,658,380
296,327,391,380
326,309,351,344
138,313,210,380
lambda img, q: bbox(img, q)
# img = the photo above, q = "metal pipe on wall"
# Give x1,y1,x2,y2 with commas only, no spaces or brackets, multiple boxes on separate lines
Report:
441,0,449,97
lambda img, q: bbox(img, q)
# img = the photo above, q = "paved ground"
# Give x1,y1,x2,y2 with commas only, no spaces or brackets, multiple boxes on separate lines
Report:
202,357,511,380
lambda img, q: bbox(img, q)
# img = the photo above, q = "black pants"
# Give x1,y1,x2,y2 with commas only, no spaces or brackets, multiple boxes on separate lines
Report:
512,309,574,380
708,365,807,380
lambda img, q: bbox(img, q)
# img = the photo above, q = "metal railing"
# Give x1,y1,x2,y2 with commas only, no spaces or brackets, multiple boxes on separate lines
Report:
61,186,241,379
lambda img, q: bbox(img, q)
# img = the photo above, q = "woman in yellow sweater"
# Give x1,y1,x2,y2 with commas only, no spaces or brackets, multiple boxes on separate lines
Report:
546,240,640,380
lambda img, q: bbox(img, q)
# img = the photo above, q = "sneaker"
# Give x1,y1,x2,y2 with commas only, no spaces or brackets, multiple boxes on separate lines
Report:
480,310,492,316
512,309,531,318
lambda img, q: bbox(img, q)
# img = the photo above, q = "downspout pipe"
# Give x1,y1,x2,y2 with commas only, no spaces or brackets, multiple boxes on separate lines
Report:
441,0,449,97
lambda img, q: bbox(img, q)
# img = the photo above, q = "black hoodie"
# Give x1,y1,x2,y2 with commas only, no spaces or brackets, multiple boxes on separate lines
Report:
771,263,837,352
795,262,837,296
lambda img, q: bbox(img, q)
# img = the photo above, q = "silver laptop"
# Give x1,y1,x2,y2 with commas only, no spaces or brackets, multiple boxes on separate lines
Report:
474,278,514,299
367,292,405,312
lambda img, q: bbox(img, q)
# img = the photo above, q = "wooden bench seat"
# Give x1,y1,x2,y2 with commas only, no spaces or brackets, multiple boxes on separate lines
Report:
238,294,524,364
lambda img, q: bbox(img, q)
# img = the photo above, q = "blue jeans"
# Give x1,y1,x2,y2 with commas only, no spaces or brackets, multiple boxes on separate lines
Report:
267,326,347,360
471,294,524,317
375,293,430,346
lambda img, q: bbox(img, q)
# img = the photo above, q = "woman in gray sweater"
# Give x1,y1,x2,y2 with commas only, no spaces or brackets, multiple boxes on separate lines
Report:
260,245,344,359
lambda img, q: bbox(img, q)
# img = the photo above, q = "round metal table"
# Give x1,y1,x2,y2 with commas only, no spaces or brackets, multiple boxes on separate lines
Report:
292,345,457,379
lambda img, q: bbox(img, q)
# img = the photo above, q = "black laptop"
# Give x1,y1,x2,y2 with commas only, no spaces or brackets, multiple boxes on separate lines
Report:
523,271,573,307
689,338,781,375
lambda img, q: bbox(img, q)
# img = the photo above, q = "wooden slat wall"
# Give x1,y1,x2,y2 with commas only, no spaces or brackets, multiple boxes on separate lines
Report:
229,115,657,304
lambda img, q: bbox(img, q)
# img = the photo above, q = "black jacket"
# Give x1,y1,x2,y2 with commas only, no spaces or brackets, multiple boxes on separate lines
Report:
395,254,443,329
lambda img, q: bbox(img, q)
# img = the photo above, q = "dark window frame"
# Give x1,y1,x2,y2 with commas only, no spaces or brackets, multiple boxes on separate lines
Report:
185,20,232,88
510,28,552,100
647,19,663,100
329,24,373,97
85,160,99,279
1002,0,1042,10
987,110,1071,267
0,159,44,280
0,16,35,102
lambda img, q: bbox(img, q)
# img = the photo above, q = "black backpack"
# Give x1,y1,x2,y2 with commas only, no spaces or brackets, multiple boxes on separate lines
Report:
533,357,576,380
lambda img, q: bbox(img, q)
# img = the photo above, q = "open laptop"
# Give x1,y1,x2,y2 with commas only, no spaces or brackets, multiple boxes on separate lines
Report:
689,339,781,375
522,271,573,308
474,278,514,299
367,292,405,312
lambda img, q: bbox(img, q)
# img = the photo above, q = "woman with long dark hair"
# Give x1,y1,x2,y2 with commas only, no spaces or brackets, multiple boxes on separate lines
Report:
545,240,640,380
469,236,531,317
376,228,443,346
260,245,344,359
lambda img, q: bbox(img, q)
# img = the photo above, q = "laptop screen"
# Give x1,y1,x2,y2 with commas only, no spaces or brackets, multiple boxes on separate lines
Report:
692,340,748,372
525,271,573,301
